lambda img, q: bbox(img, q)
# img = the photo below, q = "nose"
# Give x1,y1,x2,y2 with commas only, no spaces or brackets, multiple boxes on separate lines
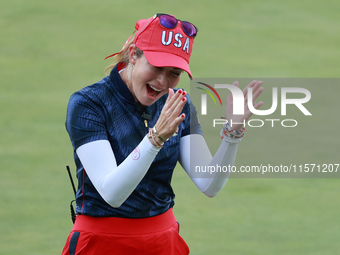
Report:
156,70,169,88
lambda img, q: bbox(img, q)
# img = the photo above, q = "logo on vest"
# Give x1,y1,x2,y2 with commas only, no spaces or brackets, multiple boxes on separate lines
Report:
161,31,190,54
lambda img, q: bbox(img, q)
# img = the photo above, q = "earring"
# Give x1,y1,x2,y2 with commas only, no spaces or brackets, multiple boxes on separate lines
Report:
127,63,134,80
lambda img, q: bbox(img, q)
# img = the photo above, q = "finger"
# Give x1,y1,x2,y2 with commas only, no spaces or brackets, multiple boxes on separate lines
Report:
253,101,264,110
243,80,257,98
163,88,175,111
251,86,264,104
164,89,183,110
245,81,263,104
166,88,175,102
170,89,185,105
252,81,263,94
158,90,182,126
160,90,186,127
169,93,187,119
173,113,186,127
171,90,187,108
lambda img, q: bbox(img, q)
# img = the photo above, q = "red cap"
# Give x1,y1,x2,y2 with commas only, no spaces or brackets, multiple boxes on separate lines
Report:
133,15,195,79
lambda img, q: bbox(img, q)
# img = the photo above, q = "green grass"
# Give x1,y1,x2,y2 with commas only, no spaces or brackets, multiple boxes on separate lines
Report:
0,0,339,254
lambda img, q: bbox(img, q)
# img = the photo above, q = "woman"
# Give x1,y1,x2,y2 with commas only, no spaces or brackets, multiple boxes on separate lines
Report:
62,13,264,255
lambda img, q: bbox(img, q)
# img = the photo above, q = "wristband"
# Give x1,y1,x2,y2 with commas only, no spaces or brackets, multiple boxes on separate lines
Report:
220,122,245,143
153,126,169,143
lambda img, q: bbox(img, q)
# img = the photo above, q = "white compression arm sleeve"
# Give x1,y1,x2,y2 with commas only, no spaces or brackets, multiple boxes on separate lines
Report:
77,134,237,207
178,134,238,197
76,135,160,208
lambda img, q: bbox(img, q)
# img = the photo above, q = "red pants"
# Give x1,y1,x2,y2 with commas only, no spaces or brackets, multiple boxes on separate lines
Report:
61,209,190,255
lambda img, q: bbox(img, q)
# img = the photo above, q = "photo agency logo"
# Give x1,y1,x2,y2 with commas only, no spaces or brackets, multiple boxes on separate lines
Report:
194,80,312,128
190,79,340,179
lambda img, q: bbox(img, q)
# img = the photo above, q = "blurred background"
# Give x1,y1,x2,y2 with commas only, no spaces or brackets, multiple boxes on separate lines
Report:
0,0,339,254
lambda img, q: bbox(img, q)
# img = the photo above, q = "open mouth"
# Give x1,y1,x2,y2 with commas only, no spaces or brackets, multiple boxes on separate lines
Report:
146,84,163,98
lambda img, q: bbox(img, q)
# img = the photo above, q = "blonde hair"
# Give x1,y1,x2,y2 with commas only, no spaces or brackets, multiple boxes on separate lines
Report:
105,40,143,75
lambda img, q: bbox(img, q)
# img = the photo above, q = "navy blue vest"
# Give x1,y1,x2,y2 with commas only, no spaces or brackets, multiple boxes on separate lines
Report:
65,63,201,218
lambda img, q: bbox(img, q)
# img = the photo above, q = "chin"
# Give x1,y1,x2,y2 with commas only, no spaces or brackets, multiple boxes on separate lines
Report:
137,97,154,107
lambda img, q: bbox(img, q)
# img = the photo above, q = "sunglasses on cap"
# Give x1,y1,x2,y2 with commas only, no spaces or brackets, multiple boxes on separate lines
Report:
156,13,198,38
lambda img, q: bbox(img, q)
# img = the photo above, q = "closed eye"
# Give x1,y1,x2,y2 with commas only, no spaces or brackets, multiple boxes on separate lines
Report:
172,71,182,76
152,66,182,77
171,68,183,76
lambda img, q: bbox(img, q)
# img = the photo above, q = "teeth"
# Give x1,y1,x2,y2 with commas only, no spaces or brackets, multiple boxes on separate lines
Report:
149,84,163,92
